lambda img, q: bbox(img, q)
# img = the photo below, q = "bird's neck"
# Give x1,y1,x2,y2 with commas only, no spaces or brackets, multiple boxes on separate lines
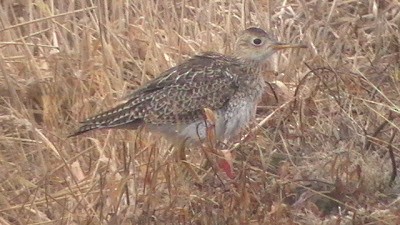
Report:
236,57,265,74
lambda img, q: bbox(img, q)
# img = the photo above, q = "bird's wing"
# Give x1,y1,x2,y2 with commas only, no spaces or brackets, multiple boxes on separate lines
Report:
70,53,241,136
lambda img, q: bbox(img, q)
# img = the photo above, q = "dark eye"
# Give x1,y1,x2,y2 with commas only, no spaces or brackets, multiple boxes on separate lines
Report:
252,38,263,46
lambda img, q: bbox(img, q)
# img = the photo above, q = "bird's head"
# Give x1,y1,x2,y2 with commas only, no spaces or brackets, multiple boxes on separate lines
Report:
234,27,306,63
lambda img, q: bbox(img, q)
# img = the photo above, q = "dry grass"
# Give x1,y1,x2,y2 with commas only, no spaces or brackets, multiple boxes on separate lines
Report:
1,0,400,224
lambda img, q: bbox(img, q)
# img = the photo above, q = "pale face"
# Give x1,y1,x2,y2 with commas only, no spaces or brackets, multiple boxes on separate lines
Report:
234,27,306,62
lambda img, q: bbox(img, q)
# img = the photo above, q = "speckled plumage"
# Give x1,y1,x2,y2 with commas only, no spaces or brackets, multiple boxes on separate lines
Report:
70,28,305,142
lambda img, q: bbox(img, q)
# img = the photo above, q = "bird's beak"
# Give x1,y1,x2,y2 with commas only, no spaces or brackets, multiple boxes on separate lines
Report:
272,42,307,50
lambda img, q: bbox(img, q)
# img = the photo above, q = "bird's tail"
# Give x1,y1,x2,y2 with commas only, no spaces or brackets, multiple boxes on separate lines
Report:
68,101,143,137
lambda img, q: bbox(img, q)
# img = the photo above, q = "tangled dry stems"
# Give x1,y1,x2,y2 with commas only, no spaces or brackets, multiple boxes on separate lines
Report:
1,0,399,224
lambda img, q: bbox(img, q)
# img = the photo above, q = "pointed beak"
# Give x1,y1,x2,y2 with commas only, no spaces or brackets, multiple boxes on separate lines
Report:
272,42,307,50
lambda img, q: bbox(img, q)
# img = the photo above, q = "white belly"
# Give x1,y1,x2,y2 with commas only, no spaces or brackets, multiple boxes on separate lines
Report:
169,94,261,143
216,99,258,141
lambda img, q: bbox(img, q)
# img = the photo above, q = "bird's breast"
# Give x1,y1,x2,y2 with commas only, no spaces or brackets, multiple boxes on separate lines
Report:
216,75,265,140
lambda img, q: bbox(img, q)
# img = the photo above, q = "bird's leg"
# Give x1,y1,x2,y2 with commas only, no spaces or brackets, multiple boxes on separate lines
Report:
203,108,217,150
175,139,187,162
174,139,203,183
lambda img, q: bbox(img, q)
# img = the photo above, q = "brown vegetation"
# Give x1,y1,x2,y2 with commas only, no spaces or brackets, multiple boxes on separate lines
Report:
1,0,399,224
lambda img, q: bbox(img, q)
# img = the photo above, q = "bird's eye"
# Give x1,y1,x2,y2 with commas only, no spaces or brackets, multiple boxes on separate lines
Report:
252,38,263,46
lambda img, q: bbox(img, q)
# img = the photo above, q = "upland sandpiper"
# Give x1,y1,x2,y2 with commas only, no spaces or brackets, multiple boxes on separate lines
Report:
70,27,305,143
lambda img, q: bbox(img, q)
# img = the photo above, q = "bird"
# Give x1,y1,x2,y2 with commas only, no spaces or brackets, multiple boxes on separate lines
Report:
69,27,306,144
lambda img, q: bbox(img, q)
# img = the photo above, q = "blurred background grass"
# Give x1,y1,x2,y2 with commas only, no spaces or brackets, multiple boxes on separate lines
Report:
0,0,399,224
